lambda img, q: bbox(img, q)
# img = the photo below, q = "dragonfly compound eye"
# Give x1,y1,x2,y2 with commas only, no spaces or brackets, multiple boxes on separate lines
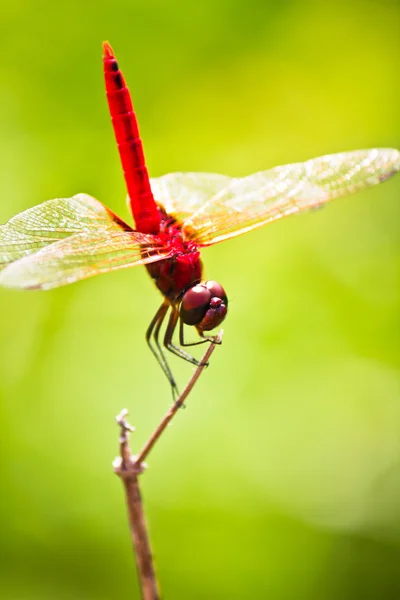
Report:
204,280,227,303
180,282,228,330
180,284,212,326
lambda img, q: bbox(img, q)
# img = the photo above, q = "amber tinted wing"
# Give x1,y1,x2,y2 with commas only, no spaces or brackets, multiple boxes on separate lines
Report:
0,193,135,269
150,172,233,222
0,194,171,289
178,149,400,246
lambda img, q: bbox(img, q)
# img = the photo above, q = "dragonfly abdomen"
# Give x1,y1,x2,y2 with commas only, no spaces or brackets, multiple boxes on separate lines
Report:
103,42,160,235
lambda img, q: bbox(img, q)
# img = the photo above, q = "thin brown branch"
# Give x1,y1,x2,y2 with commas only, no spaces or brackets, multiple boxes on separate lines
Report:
113,331,223,599
135,330,223,466
114,411,160,600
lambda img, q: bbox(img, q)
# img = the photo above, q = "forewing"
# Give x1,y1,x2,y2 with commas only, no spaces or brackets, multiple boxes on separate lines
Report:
0,192,172,289
150,172,233,222
0,193,133,270
0,229,172,290
181,149,400,246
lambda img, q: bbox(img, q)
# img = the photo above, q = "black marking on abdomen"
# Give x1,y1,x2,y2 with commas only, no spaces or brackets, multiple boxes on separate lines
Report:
113,72,123,88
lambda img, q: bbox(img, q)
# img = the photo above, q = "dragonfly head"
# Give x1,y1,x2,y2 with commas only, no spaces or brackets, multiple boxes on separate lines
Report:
179,280,228,331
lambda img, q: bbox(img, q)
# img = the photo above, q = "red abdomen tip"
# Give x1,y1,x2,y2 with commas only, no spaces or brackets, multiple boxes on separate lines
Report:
102,41,114,59
102,41,160,235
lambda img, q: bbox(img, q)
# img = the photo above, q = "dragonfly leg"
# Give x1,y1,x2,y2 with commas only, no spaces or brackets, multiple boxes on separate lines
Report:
153,305,181,399
179,320,219,348
146,301,179,398
164,308,204,366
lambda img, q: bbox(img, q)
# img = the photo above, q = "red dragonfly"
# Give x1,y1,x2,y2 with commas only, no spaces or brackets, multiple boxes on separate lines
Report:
1,42,399,396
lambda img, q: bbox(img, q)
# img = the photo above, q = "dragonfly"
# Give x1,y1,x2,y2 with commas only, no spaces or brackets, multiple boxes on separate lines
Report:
0,42,399,397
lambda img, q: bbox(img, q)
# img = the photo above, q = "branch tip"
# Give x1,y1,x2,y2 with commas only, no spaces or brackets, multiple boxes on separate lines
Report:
116,409,135,442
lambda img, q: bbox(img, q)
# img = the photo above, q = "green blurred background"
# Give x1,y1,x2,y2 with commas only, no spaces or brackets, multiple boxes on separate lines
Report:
0,0,399,598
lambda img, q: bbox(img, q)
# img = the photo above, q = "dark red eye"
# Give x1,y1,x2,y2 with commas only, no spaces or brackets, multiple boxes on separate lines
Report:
179,281,228,329
180,285,211,325
204,280,227,304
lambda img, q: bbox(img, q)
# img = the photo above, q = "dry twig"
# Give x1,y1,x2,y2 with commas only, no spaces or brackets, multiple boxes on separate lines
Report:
113,331,223,599
114,410,159,600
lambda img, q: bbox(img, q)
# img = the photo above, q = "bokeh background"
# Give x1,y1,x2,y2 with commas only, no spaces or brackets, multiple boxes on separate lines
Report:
0,0,399,598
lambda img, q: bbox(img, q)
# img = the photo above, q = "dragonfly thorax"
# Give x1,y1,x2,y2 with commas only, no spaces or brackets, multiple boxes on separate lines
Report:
180,280,228,331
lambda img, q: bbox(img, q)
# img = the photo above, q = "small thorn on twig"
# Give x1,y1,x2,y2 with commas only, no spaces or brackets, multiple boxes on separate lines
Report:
113,455,146,477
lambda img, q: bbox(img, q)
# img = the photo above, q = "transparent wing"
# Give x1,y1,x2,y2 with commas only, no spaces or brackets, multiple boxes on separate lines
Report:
0,193,134,269
179,148,400,246
0,193,171,290
0,229,172,290
150,172,233,222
